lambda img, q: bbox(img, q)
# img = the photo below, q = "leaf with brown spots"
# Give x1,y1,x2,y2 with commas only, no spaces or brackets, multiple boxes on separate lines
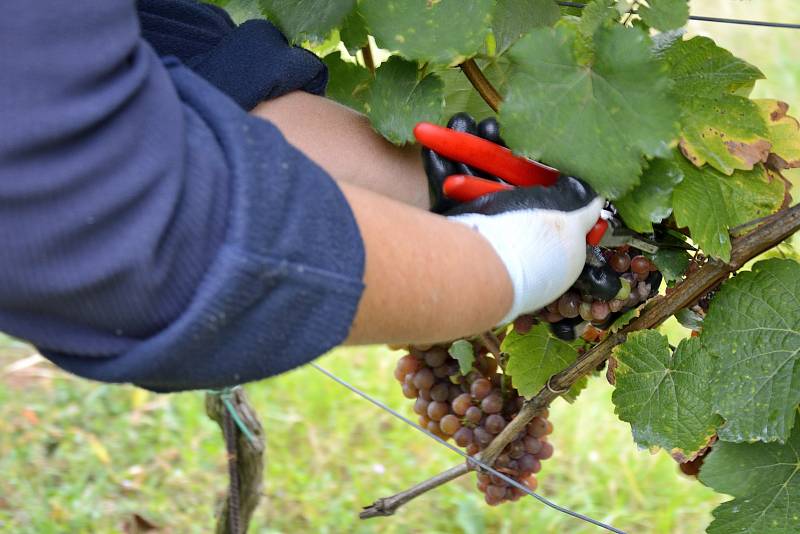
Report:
755,99,800,170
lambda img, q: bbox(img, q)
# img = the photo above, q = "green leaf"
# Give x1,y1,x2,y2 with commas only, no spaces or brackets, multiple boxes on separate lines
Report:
258,0,355,42
671,159,784,261
441,56,512,121
492,0,560,56
615,157,684,232
365,57,444,144
679,93,771,175
612,332,722,457
578,0,618,38
658,36,764,97
339,7,369,54
322,53,370,112
360,0,494,64
449,340,476,376
563,375,589,403
638,0,689,31
675,308,704,331
756,99,800,170
649,247,691,283
500,24,678,199
502,324,578,398
609,307,640,334
216,0,262,24
699,414,800,534
704,258,800,443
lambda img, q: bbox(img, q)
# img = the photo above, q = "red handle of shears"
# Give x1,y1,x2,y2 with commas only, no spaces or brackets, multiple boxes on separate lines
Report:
414,122,560,187
442,175,608,246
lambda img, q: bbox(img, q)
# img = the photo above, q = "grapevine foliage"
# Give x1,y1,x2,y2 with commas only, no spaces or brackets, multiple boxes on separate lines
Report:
212,0,800,531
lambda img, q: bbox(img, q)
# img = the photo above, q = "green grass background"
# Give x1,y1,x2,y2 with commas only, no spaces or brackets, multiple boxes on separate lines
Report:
1,2,798,532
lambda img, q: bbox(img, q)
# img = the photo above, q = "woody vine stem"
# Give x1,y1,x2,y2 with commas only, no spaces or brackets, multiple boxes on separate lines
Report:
360,61,800,520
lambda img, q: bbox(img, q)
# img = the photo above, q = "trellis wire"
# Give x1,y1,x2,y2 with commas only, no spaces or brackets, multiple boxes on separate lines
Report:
556,1,800,29
311,363,627,534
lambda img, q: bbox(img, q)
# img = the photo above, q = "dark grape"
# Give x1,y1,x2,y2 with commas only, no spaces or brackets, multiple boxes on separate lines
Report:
630,255,651,274
609,252,631,273
485,414,506,434
513,314,536,334
546,301,560,314
418,387,432,401
466,443,480,456
536,440,554,460
454,427,474,447
527,417,550,438
576,263,622,301
452,393,472,416
427,401,449,421
401,382,418,399
448,384,462,402
476,474,490,492
426,420,441,434
550,317,580,341
486,484,507,500
430,383,450,402
412,368,435,390
608,299,624,312
424,347,449,368
518,454,540,474
474,427,493,447
522,474,538,491
508,440,526,459
484,491,503,506
440,414,462,435
557,292,581,319
523,435,542,455
481,393,504,414
465,406,483,425
471,378,492,400
413,397,430,416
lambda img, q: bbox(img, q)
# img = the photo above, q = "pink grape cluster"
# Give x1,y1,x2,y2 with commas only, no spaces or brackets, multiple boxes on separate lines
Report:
395,344,554,505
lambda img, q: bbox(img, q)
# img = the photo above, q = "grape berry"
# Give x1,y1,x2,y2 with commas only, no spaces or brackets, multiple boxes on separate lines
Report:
395,344,554,505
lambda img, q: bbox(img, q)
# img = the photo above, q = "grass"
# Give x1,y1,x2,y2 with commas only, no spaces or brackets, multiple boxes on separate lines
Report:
1,3,798,533
0,339,722,534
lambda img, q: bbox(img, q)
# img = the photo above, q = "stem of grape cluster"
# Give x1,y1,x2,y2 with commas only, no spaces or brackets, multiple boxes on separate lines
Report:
360,203,800,519
459,59,503,112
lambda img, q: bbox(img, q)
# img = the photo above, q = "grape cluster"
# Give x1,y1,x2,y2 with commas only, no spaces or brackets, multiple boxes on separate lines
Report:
515,246,663,343
395,344,554,506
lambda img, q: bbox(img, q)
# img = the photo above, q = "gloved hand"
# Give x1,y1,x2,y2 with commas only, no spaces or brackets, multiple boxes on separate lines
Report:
449,175,604,326
422,113,507,213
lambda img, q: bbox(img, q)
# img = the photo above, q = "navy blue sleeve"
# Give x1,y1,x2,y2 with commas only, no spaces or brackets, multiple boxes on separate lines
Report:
137,0,328,110
0,1,365,392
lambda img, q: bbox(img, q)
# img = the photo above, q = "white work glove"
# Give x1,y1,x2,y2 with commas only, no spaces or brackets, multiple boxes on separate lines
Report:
447,175,605,326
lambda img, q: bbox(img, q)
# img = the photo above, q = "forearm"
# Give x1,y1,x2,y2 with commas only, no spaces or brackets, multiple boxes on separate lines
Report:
337,181,513,345
252,91,431,209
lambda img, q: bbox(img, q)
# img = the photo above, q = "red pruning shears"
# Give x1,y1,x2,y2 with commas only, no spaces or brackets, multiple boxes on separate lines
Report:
413,122,611,247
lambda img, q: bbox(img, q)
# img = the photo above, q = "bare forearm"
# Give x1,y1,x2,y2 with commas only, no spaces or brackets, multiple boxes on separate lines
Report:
337,181,513,345
252,92,431,209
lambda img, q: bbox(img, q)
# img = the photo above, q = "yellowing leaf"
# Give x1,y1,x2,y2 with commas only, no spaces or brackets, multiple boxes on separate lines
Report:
755,99,800,170
87,434,111,465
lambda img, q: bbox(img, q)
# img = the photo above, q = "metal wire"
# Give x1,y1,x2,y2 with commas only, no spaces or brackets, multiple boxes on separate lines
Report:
556,1,800,29
311,363,627,534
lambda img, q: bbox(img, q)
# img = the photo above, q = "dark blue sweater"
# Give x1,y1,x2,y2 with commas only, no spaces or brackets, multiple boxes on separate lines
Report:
0,1,365,392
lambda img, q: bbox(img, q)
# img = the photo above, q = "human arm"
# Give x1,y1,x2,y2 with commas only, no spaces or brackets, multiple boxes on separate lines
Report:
252,92,431,209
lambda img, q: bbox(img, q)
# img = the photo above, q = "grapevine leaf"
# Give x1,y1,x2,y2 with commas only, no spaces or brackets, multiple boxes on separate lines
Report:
449,340,475,376
699,415,800,534
704,258,800,443
502,324,578,398
671,159,784,261
217,0,262,24
563,375,589,403
658,36,764,96
608,307,640,334
649,248,691,283
322,53,370,112
258,0,355,42
339,7,369,54
492,0,560,56
615,157,684,232
500,24,678,199
441,56,513,121
365,57,444,144
756,99,800,170
578,0,618,37
360,0,494,64
638,0,689,32
658,36,770,174
612,332,722,457
679,93,771,175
